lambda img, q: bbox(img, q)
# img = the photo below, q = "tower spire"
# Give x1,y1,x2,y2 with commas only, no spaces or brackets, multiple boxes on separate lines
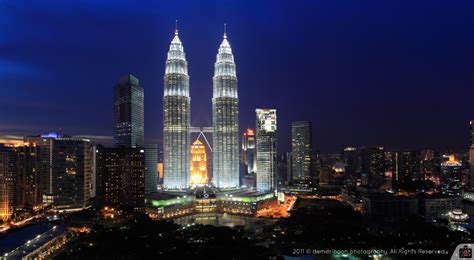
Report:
223,23,227,39
175,20,179,35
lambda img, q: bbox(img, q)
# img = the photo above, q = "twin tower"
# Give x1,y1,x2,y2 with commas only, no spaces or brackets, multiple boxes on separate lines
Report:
163,26,239,189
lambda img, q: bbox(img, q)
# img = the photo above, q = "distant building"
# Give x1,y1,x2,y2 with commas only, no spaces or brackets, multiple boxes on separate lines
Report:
113,74,144,148
276,154,288,187
242,129,257,176
421,149,440,182
342,147,360,187
291,121,313,182
0,145,16,220
440,154,463,196
25,134,92,209
190,139,208,186
13,145,42,209
418,193,461,220
97,147,145,211
362,192,418,221
256,109,277,192
393,151,421,188
360,147,385,189
286,152,293,184
143,144,158,194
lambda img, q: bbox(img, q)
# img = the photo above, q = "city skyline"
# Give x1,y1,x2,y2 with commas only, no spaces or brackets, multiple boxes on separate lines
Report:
0,2,473,258
1,1,473,153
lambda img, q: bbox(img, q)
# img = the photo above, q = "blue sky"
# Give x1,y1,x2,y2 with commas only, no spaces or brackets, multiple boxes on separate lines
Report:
1,0,473,152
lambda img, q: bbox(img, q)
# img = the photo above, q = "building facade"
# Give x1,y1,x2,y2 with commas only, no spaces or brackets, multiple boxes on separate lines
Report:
163,28,191,189
291,121,313,182
25,134,92,209
360,146,385,189
143,144,158,194
113,74,144,148
212,30,240,188
98,147,145,210
440,154,462,196
0,146,15,220
190,139,208,186
242,129,257,176
256,109,277,192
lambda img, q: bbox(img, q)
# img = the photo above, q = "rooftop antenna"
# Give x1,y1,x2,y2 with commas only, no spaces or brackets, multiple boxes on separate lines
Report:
223,23,227,39
175,20,179,35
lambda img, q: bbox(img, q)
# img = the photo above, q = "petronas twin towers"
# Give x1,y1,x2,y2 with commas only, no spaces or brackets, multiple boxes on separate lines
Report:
163,25,239,189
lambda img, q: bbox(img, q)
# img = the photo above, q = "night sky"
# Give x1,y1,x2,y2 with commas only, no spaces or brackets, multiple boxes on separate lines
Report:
1,0,473,153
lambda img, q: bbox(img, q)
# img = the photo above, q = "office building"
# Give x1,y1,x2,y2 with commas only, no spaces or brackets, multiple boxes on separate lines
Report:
212,28,239,188
242,129,257,175
163,27,191,189
256,109,277,192
291,121,313,182
25,134,92,209
98,147,145,210
360,146,385,189
440,154,462,196
143,144,158,194
113,74,144,148
0,145,15,220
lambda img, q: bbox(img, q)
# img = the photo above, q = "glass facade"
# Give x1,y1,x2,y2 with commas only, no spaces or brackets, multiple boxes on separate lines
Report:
163,29,191,189
256,109,277,192
113,74,144,148
143,144,158,194
212,32,239,188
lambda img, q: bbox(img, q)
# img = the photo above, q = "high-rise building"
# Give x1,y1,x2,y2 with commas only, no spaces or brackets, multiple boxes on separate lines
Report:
393,151,421,188
360,146,385,189
98,147,145,210
113,74,144,148
0,145,15,221
143,144,158,194
212,28,239,188
342,147,360,187
190,139,208,186
256,109,277,192
14,145,42,209
421,149,440,182
242,129,256,175
291,121,313,181
441,154,462,196
163,27,191,189
25,134,92,209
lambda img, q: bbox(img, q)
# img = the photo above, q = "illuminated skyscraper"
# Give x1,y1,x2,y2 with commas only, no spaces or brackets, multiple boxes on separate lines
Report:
291,121,313,181
212,27,239,188
163,26,191,189
242,129,256,175
256,109,277,192
113,74,144,148
190,139,208,186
